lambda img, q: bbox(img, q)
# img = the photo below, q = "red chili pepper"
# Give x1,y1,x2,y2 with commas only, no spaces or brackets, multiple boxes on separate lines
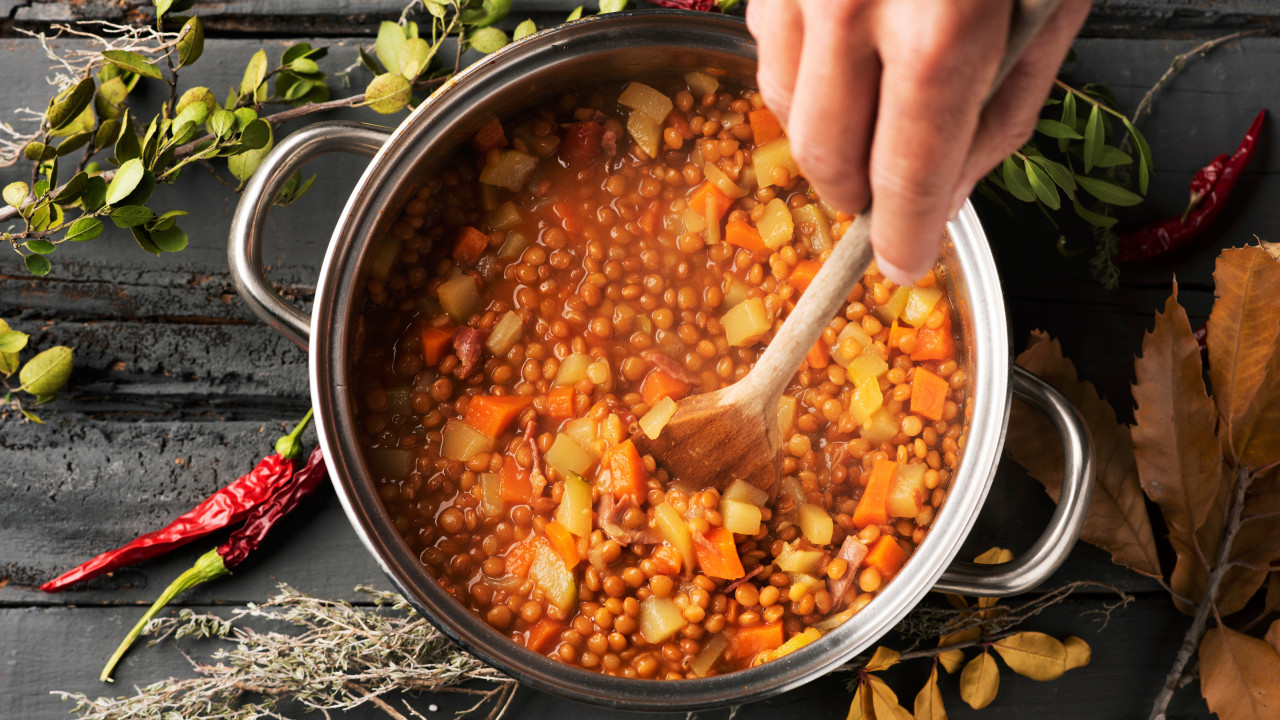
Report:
100,445,329,681
41,410,315,593
1117,109,1266,262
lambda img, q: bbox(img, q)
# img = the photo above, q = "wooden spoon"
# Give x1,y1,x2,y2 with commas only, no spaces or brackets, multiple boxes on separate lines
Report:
631,0,1063,494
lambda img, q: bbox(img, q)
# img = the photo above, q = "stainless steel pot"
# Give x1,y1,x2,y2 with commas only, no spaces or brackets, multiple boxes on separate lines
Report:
228,10,1093,711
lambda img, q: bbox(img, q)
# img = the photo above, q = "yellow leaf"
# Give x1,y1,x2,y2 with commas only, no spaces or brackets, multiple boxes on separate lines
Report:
865,646,900,672
1207,246,1280,468
938,648,965,674
960,650,1000,710
846,679,872,720
1064,636,1092,671
944,593,969,609
866,676,914,720
991,631,1068,681
914,666,948,720
974,547,1014,608
1266,620,1280,657
1199,625,1280,720
1010,331,1162,579
940,625,981,648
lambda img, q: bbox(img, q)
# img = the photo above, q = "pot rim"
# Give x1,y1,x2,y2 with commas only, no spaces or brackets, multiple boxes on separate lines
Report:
308,9,1011,710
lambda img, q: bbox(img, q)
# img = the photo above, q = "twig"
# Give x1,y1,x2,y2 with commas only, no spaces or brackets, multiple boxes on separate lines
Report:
345,682,411,720
1129,30,1268,126
1147,464,1255,720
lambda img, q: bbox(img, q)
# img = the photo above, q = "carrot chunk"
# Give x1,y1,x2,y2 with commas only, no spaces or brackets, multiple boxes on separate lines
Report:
910,367,950,422
499,456,532,504
749,108,784,145
544,521,581,569
524,617,564,654
470,117,507,155
546,386,575,420
788,259,820,292
420,326,455,366
912,304,955,362
852,458,897,528
640,369,690,407
689,182,733,227
725,220,767,252
651,544,682,575
463,395,533,438
888,322,918,351
453,225,490,265
733,621,783,660
601,439,648,501
694,526,745,580
864,535,907,578
805,339,829,370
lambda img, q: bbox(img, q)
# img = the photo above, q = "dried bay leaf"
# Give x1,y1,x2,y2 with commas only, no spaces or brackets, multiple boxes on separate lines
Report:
1009,331,1162,578
866,676,913,720
1199,625,1280,720
960,650,1000,710
974,547,1013,608
991,631,1068,681
847,679,872,720
938,648,965,674
1207,246,1280,469
914,666,948,720
1063,636,1092,670
1222,467,1280,612
864,646,900,672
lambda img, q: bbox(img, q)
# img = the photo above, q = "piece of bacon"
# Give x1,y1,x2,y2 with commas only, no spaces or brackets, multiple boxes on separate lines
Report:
522,420,548,499
723,564,765,594
826,535,869,610
601,129,617,158
597,492,660,545
452,327,487,379
642,350,701,385
603,395,638,427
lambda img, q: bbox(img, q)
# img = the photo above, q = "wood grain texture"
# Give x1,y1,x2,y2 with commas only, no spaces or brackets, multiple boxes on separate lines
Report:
3,22,1278,720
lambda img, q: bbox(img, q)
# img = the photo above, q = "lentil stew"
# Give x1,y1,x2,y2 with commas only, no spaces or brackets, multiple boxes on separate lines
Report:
351,74,967,680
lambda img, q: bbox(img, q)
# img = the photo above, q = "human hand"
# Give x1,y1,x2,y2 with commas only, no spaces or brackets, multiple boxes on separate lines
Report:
747,0,1092,284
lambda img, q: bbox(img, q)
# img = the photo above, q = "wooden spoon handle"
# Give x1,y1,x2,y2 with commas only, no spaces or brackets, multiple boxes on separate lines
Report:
730,214,872,406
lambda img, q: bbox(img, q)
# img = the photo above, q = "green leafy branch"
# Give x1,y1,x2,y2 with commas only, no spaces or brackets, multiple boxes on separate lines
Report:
0,319,74,423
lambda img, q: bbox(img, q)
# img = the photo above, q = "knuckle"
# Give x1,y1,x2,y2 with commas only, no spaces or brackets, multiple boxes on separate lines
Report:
871,154,951,207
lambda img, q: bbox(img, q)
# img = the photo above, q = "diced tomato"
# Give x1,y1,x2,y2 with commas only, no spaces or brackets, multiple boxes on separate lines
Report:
463,394,533,438
559,121,604,167
725,220,767,252
470,117,507,155
910,367,950,422
420,326,455,366
852,458,897,528
500,456,532,504
640,369,690,407
694,526,745,580
546,386,575,419
453,226,490,265
749,108,784,145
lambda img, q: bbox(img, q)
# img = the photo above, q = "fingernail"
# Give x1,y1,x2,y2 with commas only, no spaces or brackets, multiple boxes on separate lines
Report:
876,254,924,287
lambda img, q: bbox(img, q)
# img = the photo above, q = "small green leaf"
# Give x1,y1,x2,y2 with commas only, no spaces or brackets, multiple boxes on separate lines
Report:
1092,144,1132,168
154,0,174,21
24,253,52,276
149,209,188,231
56,132,93,157
19,345,73,396
177,16,204,67
105,159,145,206
0,320,21,375
1026,156,1076,198
567,6,584,20
94,76,129,119
397,37,431,80
176,86,218,117
1034,119,1082,140
47,77,95,131
208,108,236,138
115,110,141,163
101,50,164,79
599,0,628,13
513,19,537,40
1122,116,1152,195
363,73,412,115
111,204,155,228
132,226,162,255
0,330,29,353
469,27,509,55
1082,104,1103,173
1024,160,1061,210
80,177,107,212
282,79,314,102
24,142,56,162
358,46,383,74
233,107,258,131
1071,199,1119,228
95,118,121,151
3,182,28,209
228,125,274,182
1075,175,1144,206
461,0,511,28
240,49,268,96
34,179,50,197
375,21,406,76
1060,89,1077,127
290,57,320,75
150,225,188,252
173,101,210,133
24,238,56,254
238,119,272,150
21,407,44,424
282,43,313,65
64,216,103,242
1000,157,1035,203
423,0,447,18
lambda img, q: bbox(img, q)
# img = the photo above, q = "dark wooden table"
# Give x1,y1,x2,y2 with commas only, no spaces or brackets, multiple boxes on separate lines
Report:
3,2,1277,718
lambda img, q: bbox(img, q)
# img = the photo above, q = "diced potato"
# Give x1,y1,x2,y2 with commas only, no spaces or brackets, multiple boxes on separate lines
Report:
849,375,883,425
529,542,577,612
780,476,806,509
386,387,411,416
774,628,822,659
367,448,414,478
485,311,523,357
639,596,686,644
798,504,833,545
586,359,611,387
438,274,481,322
654,501,695,571
887,462,929,518
497,230,529,260
720,498,763,536
487,201,522,230
723,478,768,507
724,277,749,308
833,322,873,365
480,183,501,211
690,633,728,677
719,111,745,129
638,397,677,440
626,110,661,159
757,198,795,249
545,433,595,477
848,354,888,384
479,149,538,191
874,286,912,325
790,204,833,254
511,122,560,157
562,416,599,457
555,472,593,537
600,413,624,445
861,408,898,444
901,286,943,328
477,472,504,518
777,394,797,434
703,162,747,198
682,205,708,235
684,71,720,97
619,82,673,123
441,418,495,462
366,237,401,282
722,297,770,347
774,541,823,573
753,138,800,188
554,352,592,386
814,605,859,631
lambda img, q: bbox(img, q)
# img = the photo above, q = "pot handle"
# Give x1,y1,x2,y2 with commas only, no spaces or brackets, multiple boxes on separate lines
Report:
933,365,1094,596
229,121,391,348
